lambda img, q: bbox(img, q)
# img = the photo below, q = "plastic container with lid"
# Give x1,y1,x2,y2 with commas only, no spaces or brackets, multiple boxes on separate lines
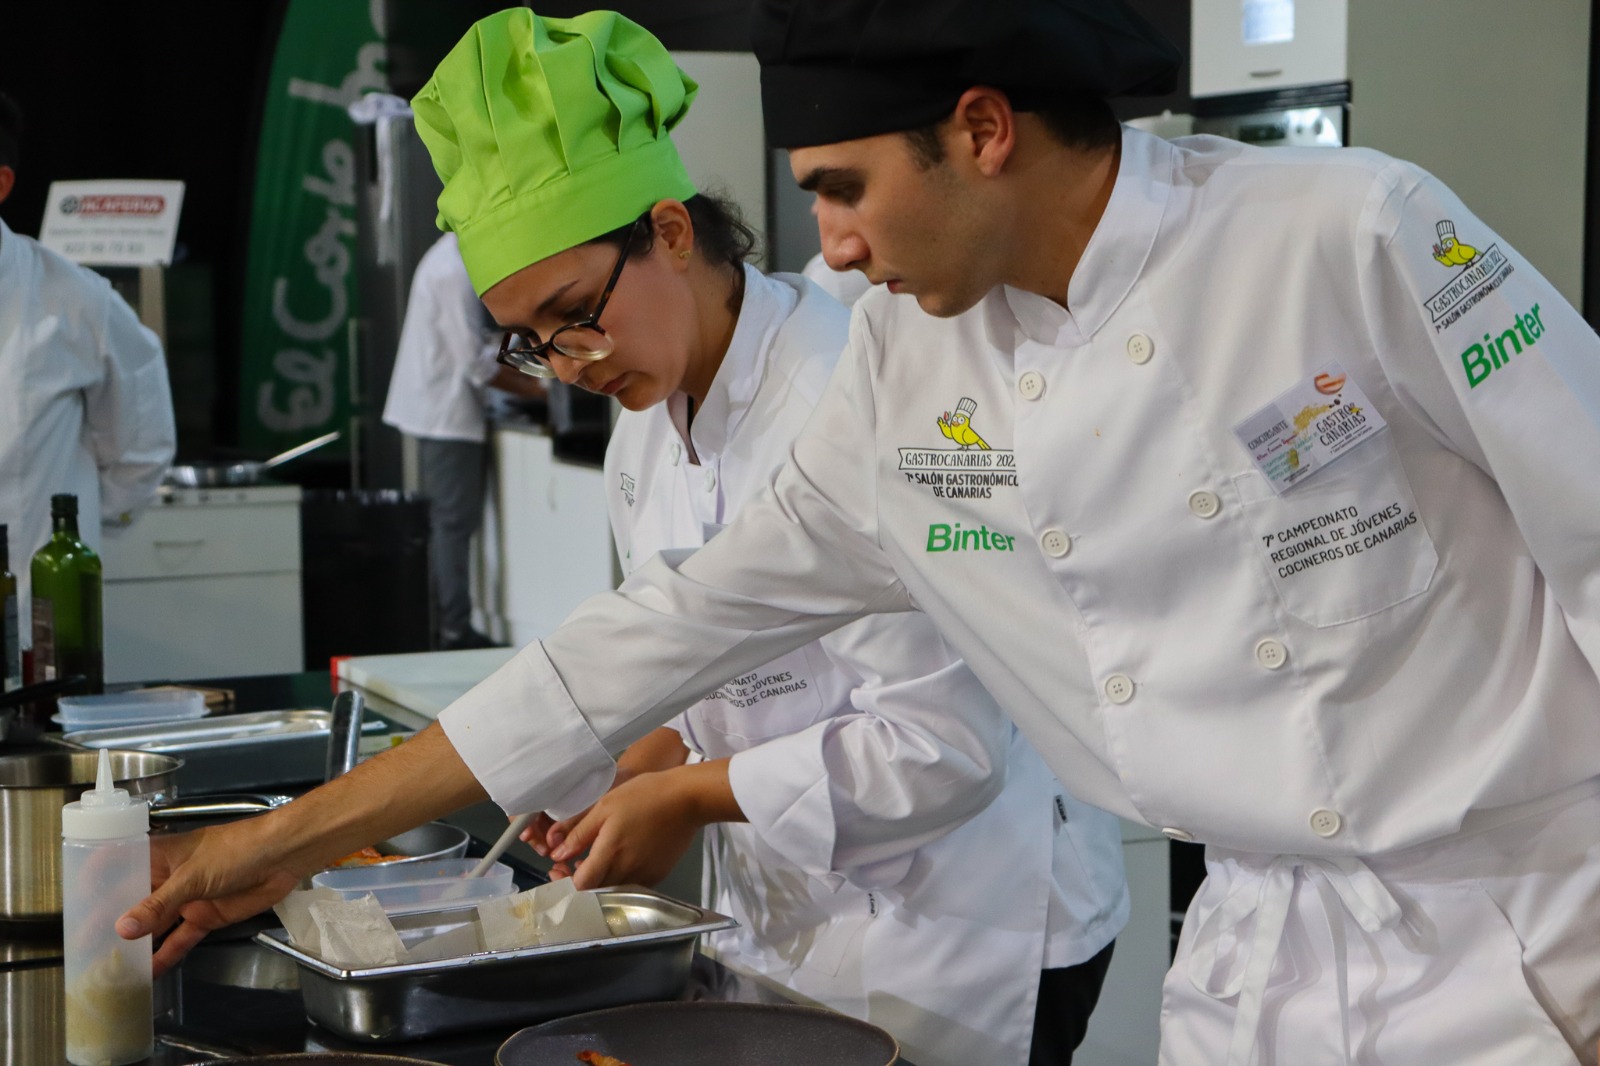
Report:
61,747,154,1066
311,858,517,915
53,688,207,731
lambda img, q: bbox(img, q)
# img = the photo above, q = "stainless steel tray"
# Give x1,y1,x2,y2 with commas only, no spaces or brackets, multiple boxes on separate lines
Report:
62,710,386,792
255,886,737,1043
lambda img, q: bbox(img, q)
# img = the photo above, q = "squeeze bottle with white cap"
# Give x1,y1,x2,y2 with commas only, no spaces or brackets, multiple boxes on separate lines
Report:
61,748,153,1066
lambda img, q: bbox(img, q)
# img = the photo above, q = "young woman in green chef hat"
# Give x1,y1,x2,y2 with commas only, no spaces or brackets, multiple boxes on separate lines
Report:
409,10,1128,1066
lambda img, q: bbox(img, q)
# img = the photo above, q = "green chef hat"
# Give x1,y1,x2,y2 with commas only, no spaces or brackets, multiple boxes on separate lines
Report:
412,8,700,295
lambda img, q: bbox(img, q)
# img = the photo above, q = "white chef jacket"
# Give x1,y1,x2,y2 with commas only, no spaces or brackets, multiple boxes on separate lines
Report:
0,219,174,622
439,129,1600,1056
602,266,1127,1066
381,232,498,443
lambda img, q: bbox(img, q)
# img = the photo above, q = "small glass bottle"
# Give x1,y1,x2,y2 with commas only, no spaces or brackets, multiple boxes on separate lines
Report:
31,494,103,692
61,748,153,1066
1,524,19,692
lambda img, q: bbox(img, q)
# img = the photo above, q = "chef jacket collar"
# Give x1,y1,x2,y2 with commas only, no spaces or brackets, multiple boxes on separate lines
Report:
681,263,797,461
1004,125,1173,348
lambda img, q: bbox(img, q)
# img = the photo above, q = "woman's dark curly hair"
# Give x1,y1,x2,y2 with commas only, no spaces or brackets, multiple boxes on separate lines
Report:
586,191,759,311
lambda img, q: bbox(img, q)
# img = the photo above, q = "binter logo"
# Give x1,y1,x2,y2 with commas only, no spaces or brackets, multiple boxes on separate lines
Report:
926,522,1016,553
1459,303,1546,389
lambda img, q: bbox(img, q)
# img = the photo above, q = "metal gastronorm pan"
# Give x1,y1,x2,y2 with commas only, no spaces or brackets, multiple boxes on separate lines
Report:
63,710,385,792
254,886,736,1043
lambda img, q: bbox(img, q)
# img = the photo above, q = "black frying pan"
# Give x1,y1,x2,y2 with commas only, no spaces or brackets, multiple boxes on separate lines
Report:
206,1049,448,1056
496,1002,899,1066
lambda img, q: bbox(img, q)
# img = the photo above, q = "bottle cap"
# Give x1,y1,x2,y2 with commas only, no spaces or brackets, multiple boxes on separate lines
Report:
61,748,150,840
50,494,78,517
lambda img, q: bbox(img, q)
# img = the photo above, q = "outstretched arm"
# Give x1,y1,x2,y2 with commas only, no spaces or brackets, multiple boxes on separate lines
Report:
119,722,486,974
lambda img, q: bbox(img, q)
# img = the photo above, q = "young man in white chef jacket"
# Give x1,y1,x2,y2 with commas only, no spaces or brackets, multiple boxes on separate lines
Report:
125,2,1600,1062
0,89,175,629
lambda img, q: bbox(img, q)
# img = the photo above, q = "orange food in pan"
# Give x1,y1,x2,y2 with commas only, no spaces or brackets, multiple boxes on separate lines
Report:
576,1052,630,1066
330,846,407,868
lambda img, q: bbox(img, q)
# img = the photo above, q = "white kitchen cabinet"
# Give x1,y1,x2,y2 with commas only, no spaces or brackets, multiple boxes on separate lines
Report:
1191,0,1348,97
490,427,616,647
99,484,303,682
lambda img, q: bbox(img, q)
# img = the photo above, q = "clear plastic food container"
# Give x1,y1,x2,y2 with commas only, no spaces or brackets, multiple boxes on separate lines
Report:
52,689,208,731
310,858,516,915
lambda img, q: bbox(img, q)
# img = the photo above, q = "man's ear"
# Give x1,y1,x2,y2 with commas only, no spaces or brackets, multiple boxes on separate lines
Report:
948,87,1016,178
0,166,14,206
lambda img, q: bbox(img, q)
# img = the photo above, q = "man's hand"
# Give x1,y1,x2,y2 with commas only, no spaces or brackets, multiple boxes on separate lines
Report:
547,759,742,890
119,818,305,976
116,721,488,974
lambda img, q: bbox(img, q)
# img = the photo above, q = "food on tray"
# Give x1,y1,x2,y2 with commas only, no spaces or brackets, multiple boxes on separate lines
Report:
330,845,406,868
576,1053,630,1066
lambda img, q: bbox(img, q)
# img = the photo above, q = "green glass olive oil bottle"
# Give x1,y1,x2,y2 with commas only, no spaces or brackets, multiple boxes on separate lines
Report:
30,495,103,693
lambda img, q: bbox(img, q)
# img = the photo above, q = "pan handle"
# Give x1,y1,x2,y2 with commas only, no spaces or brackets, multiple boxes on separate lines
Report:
325,690,365,781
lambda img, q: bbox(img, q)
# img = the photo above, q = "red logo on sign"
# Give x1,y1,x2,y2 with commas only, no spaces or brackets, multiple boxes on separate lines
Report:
63,195,166,217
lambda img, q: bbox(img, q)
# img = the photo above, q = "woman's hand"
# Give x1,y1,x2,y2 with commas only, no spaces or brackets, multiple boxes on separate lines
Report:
547,759,742,890
521,727,694,864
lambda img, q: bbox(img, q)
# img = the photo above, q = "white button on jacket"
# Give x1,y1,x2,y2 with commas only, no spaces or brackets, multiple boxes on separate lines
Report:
1126,332,1155,364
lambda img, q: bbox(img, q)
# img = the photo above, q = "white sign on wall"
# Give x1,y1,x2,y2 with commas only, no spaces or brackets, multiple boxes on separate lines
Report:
39,179,185,266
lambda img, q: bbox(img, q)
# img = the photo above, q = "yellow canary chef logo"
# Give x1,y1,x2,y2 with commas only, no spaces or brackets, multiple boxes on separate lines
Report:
898,395,1016,499
937,397,989,450
1431,220,1478,268
1423,219,1513,333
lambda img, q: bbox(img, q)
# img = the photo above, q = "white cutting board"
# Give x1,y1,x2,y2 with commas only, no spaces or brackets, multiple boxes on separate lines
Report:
336,648,517,721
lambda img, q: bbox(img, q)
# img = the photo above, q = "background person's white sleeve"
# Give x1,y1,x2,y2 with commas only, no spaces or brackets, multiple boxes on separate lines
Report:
86,284,174,520
801,252,873,308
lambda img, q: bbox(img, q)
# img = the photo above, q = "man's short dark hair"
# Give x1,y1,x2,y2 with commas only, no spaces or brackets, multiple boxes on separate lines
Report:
0,91,22,172
903,91,1120,169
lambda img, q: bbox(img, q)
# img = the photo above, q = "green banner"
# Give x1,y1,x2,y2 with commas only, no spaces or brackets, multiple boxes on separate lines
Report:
239,0,387,452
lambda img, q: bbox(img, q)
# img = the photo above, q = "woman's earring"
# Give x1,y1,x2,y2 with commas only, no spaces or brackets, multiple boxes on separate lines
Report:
677,249,692,260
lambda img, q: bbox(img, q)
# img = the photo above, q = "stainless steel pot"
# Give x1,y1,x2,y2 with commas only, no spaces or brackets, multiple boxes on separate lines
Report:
0,750,181,922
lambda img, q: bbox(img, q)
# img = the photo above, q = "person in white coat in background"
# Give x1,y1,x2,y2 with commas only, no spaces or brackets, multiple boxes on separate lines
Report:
0,89,175,631
428,13,1125,1065
382,230,544,650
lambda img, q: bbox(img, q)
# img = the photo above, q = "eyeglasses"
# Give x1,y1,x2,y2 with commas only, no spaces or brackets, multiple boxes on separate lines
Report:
496,217,644,380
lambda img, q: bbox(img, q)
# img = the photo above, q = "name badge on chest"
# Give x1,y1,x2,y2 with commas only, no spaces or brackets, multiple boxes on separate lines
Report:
1232,363,1387,495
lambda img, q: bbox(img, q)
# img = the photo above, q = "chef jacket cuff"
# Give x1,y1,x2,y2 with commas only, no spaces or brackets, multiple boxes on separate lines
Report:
437,640,617,821
726,740,846,891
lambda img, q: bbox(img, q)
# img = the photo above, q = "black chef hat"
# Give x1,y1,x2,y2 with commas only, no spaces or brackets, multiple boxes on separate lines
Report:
753,0,1182,148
